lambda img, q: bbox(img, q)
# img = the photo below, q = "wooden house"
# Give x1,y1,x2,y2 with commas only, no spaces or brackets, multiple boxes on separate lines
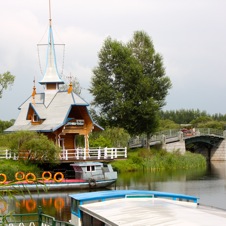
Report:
5,10,102,158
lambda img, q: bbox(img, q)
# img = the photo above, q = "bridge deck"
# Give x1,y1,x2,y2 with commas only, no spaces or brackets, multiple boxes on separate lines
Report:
129,128,225,149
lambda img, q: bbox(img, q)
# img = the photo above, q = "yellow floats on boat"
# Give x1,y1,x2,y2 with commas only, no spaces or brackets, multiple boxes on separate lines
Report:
0,173,7,184
0,171,65,184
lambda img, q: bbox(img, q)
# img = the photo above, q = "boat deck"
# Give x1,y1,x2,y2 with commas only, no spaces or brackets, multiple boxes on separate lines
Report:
70,190,226,226
80,197,226,226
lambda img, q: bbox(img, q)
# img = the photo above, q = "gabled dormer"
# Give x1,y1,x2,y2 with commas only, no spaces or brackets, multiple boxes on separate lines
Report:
27,103,46,125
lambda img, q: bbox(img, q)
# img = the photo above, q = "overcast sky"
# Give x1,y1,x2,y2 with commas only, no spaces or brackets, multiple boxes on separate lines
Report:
1,0,226,120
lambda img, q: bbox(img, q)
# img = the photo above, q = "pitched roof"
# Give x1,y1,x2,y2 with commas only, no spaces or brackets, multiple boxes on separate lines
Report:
5,91,89,133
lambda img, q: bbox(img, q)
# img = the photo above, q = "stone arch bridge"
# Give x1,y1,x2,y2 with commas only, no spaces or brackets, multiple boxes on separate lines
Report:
129,128,226,161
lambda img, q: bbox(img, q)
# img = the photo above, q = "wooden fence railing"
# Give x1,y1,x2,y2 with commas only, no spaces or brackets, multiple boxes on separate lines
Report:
0,147,127,161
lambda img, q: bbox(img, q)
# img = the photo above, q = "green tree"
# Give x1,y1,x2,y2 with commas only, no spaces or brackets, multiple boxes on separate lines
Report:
190,116,213,126
0,71,15,98
89,127,130,148
90,31,171,148
3,131,60,163
160,109,208,124
89,135,112,148
0,119,14,134
158,119,180,131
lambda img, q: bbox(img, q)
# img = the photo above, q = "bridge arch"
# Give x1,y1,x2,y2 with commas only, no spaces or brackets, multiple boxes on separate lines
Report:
129,128,226,161
185,135,224,161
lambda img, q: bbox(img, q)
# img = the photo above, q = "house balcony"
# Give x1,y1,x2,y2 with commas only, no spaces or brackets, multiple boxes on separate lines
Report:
59,147,127,162
0,147,127,162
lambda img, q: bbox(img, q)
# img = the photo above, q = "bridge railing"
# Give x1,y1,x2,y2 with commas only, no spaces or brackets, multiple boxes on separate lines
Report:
150,129,180,140
195,128,225,137
129,128,226,148
129,129,181,148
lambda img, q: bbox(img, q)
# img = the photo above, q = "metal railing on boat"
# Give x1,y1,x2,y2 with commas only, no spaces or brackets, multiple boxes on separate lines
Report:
0,206,73,226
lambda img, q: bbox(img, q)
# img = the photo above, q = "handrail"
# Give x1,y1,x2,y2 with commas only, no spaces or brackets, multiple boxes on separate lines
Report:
0,206,73,226
0,147,127,161
60,147,127,161
129,128,226,148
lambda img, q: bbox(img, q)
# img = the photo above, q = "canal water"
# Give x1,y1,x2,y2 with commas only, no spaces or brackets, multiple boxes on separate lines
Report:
3,161,226,222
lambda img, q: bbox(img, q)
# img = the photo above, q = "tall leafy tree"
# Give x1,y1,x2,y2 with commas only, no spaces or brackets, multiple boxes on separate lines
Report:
90,31,172,148
0,71,15,98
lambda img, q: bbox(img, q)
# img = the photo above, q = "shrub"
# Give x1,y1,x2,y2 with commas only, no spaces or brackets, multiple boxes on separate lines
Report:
112,148,206,172
0,160,41,181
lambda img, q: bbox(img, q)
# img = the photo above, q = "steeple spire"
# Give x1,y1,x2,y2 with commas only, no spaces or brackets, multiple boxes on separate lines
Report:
49,0,52,25
39,0,64,89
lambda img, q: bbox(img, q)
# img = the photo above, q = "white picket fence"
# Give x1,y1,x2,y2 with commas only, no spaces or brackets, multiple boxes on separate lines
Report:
60,147,127,161
0,147,127,161
0,149,18,160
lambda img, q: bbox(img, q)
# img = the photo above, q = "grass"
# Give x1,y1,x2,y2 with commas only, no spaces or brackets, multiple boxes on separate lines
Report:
111,148,207,172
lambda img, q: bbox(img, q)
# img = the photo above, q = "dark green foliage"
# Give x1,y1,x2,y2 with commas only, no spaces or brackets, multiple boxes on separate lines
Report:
158,119,180,131
89,127,130,147
160,109,208,124
89,135,112,147
2,131,61,163
159,109,226,130
0,159,41,181
211,113,226,121
193,120,224,129
90,31,172,146
0,119,14,134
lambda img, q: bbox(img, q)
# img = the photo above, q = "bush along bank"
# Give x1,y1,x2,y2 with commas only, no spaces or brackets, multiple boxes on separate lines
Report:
0,159,41,181
111,148,207,173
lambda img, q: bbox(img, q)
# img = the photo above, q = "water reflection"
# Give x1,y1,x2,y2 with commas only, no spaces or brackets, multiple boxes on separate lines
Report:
116,167,207,191
5,192,71,222
3,161,226,221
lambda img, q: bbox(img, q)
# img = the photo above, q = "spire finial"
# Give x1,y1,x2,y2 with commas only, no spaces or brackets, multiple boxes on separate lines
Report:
49,0,52,26
39,0,64,87
67,73,73,94
32,77,36,104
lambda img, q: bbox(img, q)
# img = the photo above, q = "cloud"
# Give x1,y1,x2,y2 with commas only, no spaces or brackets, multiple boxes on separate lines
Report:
1,0,226,120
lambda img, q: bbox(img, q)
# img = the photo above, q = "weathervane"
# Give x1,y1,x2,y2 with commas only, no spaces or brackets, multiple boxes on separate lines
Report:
67,73,73,83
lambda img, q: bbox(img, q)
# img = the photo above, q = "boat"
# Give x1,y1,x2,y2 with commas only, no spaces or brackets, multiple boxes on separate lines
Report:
0,162,117,191
69,190,226,226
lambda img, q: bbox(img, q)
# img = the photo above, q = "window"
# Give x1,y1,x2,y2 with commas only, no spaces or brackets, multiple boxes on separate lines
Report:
87,166,95,172
33,113,39,122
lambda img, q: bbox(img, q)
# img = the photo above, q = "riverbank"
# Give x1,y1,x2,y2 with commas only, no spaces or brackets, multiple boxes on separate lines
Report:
112,148,206,172
0,159,41,180
0,149,207,179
